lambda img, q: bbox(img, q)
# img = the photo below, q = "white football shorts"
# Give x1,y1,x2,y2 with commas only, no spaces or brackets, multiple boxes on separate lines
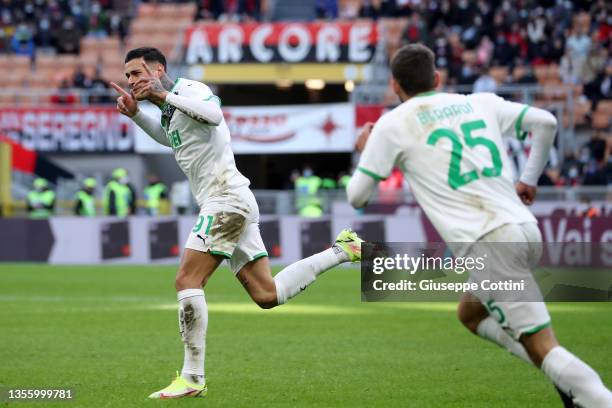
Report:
185,186,268,274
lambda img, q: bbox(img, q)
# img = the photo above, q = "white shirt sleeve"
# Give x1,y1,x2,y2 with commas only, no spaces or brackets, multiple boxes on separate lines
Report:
356,116,402,181
480,93,531,140
481,93,557,185
346,170,378,209
165,80,223,126
517,107,558,186
132,110,170,147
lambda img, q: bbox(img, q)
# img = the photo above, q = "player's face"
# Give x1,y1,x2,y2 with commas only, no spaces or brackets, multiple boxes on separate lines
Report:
124,57,163,89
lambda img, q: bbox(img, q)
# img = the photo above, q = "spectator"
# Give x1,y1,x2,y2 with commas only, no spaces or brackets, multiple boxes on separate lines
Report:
584,61,612,112
316,0,338,20
72,64,90,89
401,12,428,45
581,44,608,85
565,25,592,77
144,175,168,216
87,1,109,38
88,69,111,104
511,63,537,84
582,134,611,186
473,66,497,93
55,16,82,54
74,178,97,217
359,0,379,19
27,178,56,219
50,79,78,105
560,52,581,85
35,16,52,49
103,168,136,217
475,36,494,67
11,24,34,58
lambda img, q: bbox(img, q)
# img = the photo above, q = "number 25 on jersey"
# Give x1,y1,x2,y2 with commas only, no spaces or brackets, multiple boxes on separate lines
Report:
426,119,502,190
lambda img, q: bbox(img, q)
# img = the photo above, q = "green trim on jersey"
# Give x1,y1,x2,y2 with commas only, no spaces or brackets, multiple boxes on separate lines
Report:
515,105,530,140
209,250,232,259
159,78,182,111
252,252,268,261
170,78,181,93
358,167,387,181
523,321,551,335
204,94,222,106
414,90,438,98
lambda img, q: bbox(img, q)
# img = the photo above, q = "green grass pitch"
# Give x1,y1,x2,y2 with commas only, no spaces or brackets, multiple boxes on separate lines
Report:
0,264,611,407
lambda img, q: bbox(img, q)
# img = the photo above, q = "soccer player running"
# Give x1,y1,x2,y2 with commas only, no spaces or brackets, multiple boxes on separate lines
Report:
347,44,612,407
110,47,363,399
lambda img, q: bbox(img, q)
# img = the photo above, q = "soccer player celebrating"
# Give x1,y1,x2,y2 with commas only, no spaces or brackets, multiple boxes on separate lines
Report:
111,47,363,399
347,44,612,407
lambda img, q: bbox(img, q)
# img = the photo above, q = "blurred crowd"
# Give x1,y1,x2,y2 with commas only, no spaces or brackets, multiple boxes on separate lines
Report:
50,64,111,104
0,0,131,56
551,133,611,186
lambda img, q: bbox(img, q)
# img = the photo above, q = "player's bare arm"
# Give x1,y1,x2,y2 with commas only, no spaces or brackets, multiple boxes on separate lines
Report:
354,122,374,153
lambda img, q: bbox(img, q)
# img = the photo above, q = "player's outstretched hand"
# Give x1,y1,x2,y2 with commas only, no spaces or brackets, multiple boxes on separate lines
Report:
516,182,537,206
355,122,375,153
110,82,138,117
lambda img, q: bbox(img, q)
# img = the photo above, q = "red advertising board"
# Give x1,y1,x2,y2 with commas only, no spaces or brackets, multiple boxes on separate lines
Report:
0,107,133,152
184,21,377,64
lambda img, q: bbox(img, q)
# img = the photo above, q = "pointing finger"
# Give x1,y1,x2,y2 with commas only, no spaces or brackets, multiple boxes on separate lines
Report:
141,61,154,77
110,82,130,97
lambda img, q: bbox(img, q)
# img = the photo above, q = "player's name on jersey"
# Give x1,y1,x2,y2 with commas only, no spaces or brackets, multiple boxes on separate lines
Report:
416,102,474,126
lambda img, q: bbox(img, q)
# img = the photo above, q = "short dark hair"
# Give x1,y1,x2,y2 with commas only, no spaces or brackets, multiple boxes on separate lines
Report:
125,47,167,70
390,43,436,96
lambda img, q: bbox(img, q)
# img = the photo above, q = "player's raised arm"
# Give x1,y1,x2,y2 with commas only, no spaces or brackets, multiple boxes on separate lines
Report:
111,81,171,148
164,86,224,126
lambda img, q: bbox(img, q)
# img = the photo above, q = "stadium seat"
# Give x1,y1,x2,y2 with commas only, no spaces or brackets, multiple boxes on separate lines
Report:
592,112,611,130
596,100,612,115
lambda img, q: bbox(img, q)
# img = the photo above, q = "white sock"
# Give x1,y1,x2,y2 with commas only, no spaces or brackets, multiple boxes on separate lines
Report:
274,246,348,305
541,346,612,408
476,316,533,365
177,288,207,385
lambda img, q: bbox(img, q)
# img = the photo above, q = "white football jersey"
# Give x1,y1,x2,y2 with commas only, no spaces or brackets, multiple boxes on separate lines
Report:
161,78,250,211
357,91,537,243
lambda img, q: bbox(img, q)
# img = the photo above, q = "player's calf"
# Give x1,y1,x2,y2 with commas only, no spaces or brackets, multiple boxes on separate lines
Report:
457,293,489,334
236,229,364,308
236,258,278,309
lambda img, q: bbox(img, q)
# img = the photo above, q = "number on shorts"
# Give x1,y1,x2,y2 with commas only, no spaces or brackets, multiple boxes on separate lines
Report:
486,299,506,324
192,215,214,234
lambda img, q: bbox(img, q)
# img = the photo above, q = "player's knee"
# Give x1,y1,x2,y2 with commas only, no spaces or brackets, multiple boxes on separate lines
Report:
457,304,480,334
175,267,199,291
252,289,278,309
